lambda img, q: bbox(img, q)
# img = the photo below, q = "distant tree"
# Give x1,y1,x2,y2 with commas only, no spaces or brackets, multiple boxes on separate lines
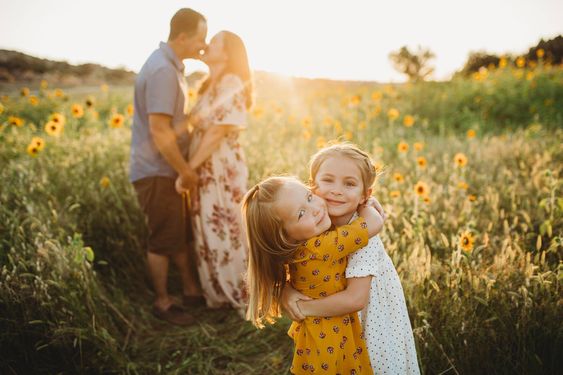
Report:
458,52,501,76
388,46,435,82
525,35,562,64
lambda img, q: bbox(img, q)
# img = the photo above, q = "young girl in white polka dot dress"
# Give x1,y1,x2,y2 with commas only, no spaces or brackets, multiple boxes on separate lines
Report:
282,144,420,374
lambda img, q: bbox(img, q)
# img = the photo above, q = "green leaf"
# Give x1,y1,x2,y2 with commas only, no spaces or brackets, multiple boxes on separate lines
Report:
84,247,95,262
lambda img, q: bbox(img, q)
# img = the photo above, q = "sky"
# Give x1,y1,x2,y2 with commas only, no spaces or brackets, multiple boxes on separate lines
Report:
1,0,561,82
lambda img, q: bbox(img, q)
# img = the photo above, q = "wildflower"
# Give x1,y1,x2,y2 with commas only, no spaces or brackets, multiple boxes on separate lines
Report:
49,113,66,126
29,95,39,106
536,48,544,59
8,116,24,127
54,88,65,98
457,181,469,190
516,57,526,68
413,142,424,151
252,106,264,118
371,106,381,117
414,181,429,196
389,190,401,199
20,87,30,97
316,136,327,149
45,121,63,137
403,115,415,127
100,176,110,188
467,129,476,139
454,153,468,168
526,71,534,81
71,104,84,119
397,141,409,153
416,156,427,169
393,172,404,183
459,231,475,252
468,194,477,202
126,104,134,117
387,108,400,121
85,96,95,108
349,95,361,106
109,113,125,128
27,143,40,157
499,57,507,68
423,196,431,204
31,136,45,150
371,91,382,102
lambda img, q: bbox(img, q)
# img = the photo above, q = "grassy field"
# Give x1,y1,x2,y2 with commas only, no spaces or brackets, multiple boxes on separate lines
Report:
0,62,562,374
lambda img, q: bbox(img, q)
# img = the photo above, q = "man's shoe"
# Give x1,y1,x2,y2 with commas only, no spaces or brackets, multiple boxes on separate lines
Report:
152,304,195,326
183,295,207,308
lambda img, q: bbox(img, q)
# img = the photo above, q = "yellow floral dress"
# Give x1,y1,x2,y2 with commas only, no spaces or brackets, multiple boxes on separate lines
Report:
287,218,373,374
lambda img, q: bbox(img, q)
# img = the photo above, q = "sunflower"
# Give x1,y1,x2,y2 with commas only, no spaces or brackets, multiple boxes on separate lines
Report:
49,113,66,126
20,87,30,97
459,231,475,252
27,143,40,157
316,136,327,149
126,104,134,117
31,137,45,151
54,88,65,98
99,176,110,188
344,131,353,141
389,190,401,199
397,141,409,153
71,104,84,119
8,116,24,127
252,106,264,118
108,113,125,128
466,129,476,139
454,153,468,168
40,80,48,90
301,116,312,128
349,95,361,106
499,57,507,68
468,194,477,202
414,181,429,196
413,142,424,151
423,196,431,204
358,121,367,130
45,121,63,137
457,181,469,190
371,91,382,102
302,129,312,140
416,156,427,169
85,96,95,108
29,96,39,106
516,57,526,68
403,115,415,127
387,108,400,121
393,172,404,183
536,48,545,59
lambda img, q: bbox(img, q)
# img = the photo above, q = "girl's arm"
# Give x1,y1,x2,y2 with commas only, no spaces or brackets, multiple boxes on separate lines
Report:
358,205,384,237
297,277,372,317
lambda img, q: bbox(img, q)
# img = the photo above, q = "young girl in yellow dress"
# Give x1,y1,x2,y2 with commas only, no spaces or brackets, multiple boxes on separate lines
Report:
242,176,384,374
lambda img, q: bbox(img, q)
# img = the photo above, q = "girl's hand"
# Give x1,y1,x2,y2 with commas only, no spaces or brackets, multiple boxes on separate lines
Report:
358,205,384,237
281,284,312,321
364,196,387,221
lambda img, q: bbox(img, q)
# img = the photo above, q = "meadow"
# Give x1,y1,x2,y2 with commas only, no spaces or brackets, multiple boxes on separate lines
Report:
0,60,562,374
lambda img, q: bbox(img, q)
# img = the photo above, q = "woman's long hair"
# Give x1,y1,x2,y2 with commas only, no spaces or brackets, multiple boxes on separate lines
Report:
198,31,254,109
241,176,299,328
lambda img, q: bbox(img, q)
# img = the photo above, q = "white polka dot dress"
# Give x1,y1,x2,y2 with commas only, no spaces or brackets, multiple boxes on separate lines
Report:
346,214,420,374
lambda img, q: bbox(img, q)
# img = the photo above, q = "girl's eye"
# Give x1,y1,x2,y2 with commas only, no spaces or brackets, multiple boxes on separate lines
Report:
346,182,356,187
298,209,305,220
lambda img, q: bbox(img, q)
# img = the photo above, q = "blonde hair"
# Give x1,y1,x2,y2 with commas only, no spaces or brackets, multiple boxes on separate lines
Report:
309,143,378,197
241,176,299,328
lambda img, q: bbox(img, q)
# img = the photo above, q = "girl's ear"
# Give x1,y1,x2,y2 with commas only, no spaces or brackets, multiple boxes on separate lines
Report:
361,188,373,204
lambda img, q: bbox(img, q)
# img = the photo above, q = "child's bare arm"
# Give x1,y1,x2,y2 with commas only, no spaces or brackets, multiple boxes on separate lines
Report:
297,277,372,317
358,205,384,237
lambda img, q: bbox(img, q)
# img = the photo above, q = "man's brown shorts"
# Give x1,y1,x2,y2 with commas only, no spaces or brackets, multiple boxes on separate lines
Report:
133,176,193,255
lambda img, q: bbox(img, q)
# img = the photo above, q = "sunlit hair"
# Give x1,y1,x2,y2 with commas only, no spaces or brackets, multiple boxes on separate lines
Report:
168,8,205,40
198,31,254,109
241,176,300,328
309,142,378,198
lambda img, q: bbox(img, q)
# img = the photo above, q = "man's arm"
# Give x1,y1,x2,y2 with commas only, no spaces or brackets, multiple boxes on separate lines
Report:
149,113,197,188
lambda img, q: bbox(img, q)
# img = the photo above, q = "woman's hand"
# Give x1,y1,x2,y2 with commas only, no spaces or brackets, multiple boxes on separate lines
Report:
281,284,312,321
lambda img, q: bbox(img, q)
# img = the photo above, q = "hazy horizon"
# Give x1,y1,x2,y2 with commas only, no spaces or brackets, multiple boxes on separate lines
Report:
1,0,561,82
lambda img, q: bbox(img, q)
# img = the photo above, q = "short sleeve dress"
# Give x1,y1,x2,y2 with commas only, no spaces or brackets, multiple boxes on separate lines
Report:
346,213,420,374
287,218,374,374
